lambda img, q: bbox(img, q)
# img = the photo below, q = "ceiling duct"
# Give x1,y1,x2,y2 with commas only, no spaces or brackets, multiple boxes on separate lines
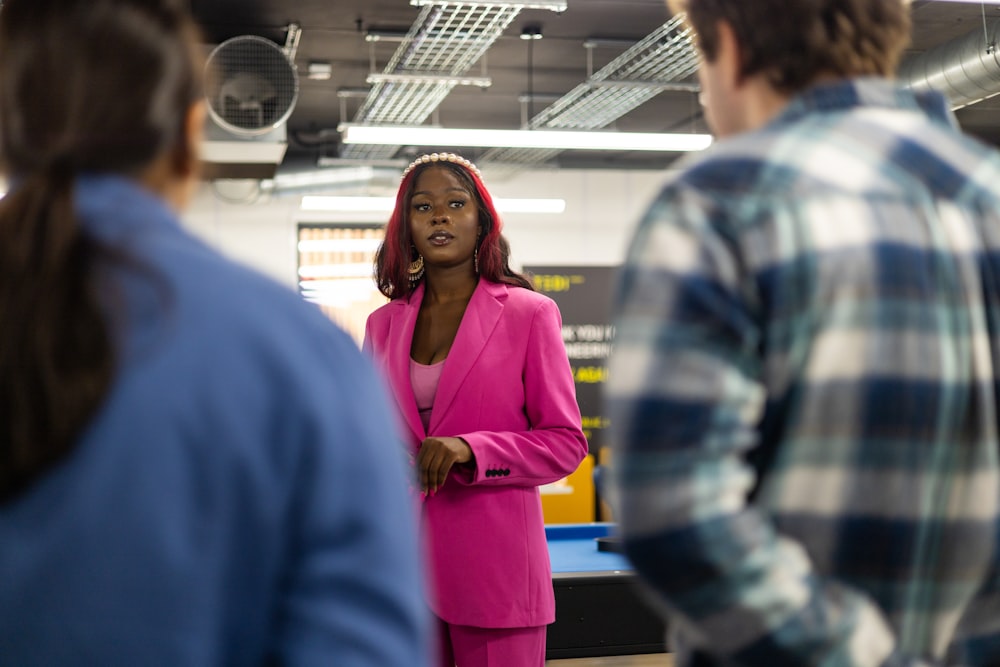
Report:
899,18,1000,109
481,14,699,169
340,0,566,162
201,26,301,180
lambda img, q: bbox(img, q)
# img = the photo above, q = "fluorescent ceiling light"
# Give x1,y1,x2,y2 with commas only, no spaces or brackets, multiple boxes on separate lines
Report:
301,195,566,214
367,73,492,88
340,125,712,152
411,0,567,9
269,167,375,190
491,198,565,214
301,196,396,212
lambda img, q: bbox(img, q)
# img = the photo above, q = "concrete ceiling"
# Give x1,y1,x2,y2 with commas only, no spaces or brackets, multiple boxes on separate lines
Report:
189,0,1000,174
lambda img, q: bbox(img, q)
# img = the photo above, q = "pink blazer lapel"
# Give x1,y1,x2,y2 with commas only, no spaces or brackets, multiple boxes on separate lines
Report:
385,283,426,446
429,280,505,432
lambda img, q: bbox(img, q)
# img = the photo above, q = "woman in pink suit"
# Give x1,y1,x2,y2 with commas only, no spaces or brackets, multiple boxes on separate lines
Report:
363,153,588,667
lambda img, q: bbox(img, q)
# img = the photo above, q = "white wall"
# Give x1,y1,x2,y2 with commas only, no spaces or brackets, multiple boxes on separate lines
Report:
180,167,671,289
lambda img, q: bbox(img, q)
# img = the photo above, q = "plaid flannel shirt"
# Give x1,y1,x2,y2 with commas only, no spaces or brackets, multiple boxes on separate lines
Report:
607,78,1000,667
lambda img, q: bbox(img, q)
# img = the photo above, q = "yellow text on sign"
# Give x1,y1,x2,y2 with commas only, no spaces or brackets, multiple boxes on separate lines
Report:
533,274,586,293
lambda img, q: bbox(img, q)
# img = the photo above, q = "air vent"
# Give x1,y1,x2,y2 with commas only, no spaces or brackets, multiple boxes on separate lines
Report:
205,35,299,137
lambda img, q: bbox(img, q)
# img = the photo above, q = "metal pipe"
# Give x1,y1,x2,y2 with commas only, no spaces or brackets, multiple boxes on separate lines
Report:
898,18,1000,109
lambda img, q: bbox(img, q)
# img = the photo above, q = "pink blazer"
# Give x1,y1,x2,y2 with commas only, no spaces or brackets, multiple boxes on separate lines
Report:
363,279,588,628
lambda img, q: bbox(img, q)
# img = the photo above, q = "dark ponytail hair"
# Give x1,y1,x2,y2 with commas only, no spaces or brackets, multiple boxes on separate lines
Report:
0,0,204,501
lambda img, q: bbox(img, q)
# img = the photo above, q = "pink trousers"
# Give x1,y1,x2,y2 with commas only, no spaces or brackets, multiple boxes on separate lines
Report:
435,617,546,667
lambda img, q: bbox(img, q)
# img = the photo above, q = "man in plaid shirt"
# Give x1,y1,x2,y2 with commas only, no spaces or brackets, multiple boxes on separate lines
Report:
607,1,1000,665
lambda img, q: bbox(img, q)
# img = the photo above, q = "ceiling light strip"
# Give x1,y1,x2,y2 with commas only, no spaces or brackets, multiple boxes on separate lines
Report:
340,125,713,152
301,195,566,214
410,0,567,10
366,73,493,87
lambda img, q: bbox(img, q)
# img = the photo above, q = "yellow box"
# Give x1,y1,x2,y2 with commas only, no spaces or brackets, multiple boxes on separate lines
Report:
540,454,595,524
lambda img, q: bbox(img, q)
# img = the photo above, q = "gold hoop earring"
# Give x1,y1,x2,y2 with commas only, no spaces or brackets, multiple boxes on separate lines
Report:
408,254,425,282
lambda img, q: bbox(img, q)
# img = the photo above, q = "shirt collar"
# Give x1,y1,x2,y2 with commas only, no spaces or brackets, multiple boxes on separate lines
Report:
73,173,180,244
770,77,958,130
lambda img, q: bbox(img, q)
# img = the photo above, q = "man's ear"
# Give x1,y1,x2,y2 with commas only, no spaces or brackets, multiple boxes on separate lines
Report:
174,100,206,178
714,19,746,87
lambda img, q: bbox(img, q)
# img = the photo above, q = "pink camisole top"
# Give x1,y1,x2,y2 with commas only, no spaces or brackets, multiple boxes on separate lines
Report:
410,357,445,432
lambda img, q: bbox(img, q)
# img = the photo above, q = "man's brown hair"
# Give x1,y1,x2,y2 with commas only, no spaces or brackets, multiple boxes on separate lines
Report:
668,0,911,94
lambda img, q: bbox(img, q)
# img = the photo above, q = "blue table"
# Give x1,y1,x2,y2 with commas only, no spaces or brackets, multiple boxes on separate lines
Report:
545,523,667,659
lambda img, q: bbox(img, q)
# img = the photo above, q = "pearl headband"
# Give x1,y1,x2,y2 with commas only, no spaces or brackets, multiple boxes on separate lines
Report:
401,152,482,182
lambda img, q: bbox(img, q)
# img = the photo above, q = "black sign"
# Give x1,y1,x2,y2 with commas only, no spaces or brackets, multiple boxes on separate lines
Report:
525,266,617,453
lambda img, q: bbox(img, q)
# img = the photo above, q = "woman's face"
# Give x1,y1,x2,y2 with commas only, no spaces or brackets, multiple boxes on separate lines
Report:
409,165,481,272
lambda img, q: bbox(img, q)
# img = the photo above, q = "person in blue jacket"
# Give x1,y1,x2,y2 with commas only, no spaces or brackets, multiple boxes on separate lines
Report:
0,1,430,665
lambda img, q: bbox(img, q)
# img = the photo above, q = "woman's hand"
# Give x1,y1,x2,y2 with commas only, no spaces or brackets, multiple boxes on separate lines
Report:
416,437,473,496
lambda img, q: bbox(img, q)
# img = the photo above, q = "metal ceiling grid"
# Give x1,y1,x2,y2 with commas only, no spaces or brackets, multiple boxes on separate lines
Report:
482,14,699,166
341,2,524,161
